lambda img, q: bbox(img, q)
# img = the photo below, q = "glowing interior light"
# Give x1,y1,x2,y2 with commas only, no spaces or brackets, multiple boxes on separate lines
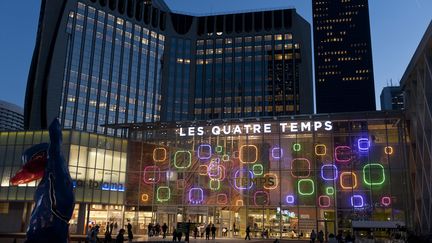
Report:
177,179,185,189
263,173,279,190
189,187,204,204
315,144,327,156
236,199,244,206
252,164,264,176
222,154,230,162
298,179,315,196
215,145,223,153
318,195,331,208
321,164,338,181
381,196,391,207
293,143,302,152
157,186,171,202
153,147,167,162
254,191,270,206
198,165,208,175
340,171,358,189
239,145,258,163
351,195,364,208
271,146,283,159
358,138,370,152
141,193,149,202
197,144,212,160
234,169,254,190
143,166,161,184
209,179,221,190
363,163,386,186
286,195,295,204
326,187,335,195
291,158,311,178
335,146,352,163
217,194,228,205
174,151,192,169
384,146,393,155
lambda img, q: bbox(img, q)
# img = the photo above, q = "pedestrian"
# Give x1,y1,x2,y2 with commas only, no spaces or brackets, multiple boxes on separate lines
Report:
336,231,343,243
318,230,324,243
127,221,133,242
245,226,251,240
110,222,114,234
205,224,211,240
177,230,183,242
185,227,190,243
162,223,168,239
155,222,161,236
172,228,177,242
310,229,317,243
194,226,198,239
89,225,100,243
328,233,338,243
104,228,112,243
116,229,125,243
211,224,216,239
148,223,153,237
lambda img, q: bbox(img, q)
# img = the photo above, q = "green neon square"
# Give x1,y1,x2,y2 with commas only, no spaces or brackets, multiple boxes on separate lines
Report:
215,146,223,153
174,151,192,169
363,163,385,186
252,164,264,176
157,186,171,202
209,179,221,190
326,187,334,195
297,179,314,196
293,143,301,152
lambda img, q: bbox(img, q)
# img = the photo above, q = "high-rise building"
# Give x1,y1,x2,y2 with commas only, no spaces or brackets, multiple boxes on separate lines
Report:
24,0,313,136
380,86,403,111
313,0,376,113
0,100,24,131
401,21,432,234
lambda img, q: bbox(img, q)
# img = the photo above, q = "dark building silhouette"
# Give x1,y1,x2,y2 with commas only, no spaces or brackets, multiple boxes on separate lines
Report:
313,0,376,113
380,86,403,111
24,0,313,136
0,100,24,131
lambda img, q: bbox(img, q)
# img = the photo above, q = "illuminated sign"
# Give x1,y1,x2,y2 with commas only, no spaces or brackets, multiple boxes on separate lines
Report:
179,121,333,136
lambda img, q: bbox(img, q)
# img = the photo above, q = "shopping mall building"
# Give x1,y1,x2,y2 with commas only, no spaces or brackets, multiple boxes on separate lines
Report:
0,111,411,237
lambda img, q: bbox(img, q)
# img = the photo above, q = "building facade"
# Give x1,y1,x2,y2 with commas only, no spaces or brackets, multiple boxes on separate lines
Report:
313,0,376,113
25,0,313,135
0,100,24,131
380,86,404,111
401,21,432,234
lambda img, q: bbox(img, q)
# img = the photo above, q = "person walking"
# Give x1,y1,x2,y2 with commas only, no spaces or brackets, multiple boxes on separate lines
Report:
172,228,177,242
211,224,216,239
127,221,133,242
310,229,317,243
162,223,168,239
317,230,324,243
193,226,198,239
89,225,100,243
205,224,211,240
104,228,112,243
116,229,125,243
245,226,251,240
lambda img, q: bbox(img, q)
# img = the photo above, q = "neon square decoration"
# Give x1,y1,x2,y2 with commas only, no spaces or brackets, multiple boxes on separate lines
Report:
293,143,301,152
234,169,254,190
340,171,358,189
143,166,161,184
298,179,315,196
384,146,393,155
209,179,221,190
254,191,270,206
326,187,334,195
335,146,352,163
363,163,385,186
157,186,171,202
381,196,391,207
286,195,295,204
236,200,244,206
197,144,212,160
271,147,283,159
215,145,223,153
315,144,327,156
350,195,364,208
358,138,370,152
291,158,311,178
263,173,279,190
222,154,230,162
189,187,204,204
208,163,225,180
239,145,258,163
217,194,228,205
141,193,149,202
174,151,192,169
153,147,167,162
198,165,208,175
252,164,264,176
318,195,331,208
321,164,338,181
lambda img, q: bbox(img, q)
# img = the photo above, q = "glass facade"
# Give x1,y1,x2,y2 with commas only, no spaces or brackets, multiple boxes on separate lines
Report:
60,2,165,136
126,113,410,239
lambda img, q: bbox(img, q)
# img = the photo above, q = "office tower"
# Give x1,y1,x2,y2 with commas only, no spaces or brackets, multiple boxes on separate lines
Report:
0,100,24,131
380,86,403,111
24,0,313,136
313,0,376,113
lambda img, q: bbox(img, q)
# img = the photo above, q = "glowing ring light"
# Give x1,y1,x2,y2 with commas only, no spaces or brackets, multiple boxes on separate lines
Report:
293,143,301,152
143,166,161,184
335,146,352,163
233,169,254,190
189,187,204,204
326,187,334,195
363,163,385,186
198,165,208,175
297,179,315,196
174,151,192,169
350,195,364,208
271,147,283,159
141,193,149,202
315,144,327,156
236,200,244,206
222,154,230,161
215,145,223,153
254,191,270,206
252,164,264,176
321,164,338,181
286,195,295,204
384,146,393,155
153,147,167,162
217,194,228,205
157,186,171,202
209,179,221,190
263,172,278,190
291,158,311,178
340,171,358,189
197,144,212,160
239,145,258,163
358,138,370,152
318,195,331,208
381,196,391,207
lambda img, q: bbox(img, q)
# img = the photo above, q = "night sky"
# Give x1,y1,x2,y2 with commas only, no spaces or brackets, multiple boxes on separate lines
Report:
0,0,431,110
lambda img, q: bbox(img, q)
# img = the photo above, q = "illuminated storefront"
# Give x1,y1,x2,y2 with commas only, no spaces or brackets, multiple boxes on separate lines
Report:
123,111,410,238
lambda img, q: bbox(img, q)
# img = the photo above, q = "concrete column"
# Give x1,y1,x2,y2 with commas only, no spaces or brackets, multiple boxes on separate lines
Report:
76,203,87,235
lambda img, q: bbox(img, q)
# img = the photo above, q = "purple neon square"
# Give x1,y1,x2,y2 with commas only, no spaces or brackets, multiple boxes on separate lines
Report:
271,147,283,159
351,195,364,208
321,164,338,180
197,144,212,160
358,138,370,152
234,169,254,190
189,187,204,204
286,195,295,204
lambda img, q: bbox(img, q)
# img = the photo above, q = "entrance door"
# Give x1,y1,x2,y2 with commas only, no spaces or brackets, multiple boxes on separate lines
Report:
317,220,335,241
